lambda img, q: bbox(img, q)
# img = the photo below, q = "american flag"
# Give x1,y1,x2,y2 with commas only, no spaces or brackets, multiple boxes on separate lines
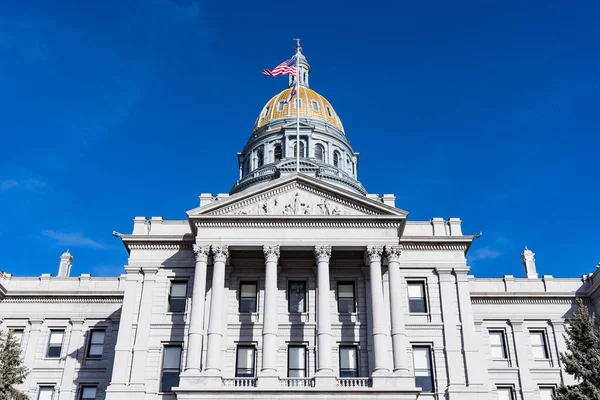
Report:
263,57,297,77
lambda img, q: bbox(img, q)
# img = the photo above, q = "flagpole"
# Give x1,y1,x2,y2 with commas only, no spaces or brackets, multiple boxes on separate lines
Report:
294,39,301,173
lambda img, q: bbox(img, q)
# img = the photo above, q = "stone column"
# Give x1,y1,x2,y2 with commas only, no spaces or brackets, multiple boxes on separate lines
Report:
23,319,43,388
58,319,85,400
130,266,159,386
106,267,141,388
183,245,210,375
511,320,538,399
366,245,390,374
261,245,280,373
436,267,467,393
314,245,334,376
385,245,410,376
204,245,229,374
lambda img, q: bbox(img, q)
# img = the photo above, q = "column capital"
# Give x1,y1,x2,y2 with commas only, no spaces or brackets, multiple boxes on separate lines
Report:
193,244,210,263
384,245,402,262
211,245,229,263
366,245,384,263
314,245,332,262
263,245,280,263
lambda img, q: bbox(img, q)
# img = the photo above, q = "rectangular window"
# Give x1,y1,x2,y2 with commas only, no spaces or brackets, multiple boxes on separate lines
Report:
497,387,515,400
294,98,302,109
339,345,358,377
407,281,427,313
37,387,54,400
86,330,105,358
236,345,256,377
311,100,320,112
78,386,97,400
489,330,508,359
46,330,64,358
9,328,24,345
412,346,434,392
277,100,285,112
168,281,187,313
239,282,258,313
337,282,355,313
160,345,182,392
530,330,549,359
288,345,307,377
539,387,555,400
288,281,306,313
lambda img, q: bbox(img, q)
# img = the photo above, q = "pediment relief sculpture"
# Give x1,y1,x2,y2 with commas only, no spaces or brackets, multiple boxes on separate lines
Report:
233,191,350,216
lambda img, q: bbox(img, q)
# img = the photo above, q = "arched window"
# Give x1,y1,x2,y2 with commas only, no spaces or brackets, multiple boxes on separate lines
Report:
274,145,282,162
257,148,264,168
333,151,340,167
293,141,306,158
314,144,325,162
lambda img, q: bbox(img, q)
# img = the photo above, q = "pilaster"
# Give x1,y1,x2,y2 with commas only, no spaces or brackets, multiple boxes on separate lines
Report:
58,318,85,400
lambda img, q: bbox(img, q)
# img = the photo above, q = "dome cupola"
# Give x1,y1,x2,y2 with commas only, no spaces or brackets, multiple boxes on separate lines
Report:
230,45,365,195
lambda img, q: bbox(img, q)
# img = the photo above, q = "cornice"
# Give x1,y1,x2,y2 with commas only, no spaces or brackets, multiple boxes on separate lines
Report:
400,242,470,251
194,219,403,228
127,243,193,251
1,296,123,303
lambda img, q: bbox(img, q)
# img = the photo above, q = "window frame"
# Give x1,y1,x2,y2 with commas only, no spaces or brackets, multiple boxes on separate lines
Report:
277,100,285,112
235,345,256,378
86,329,106,359
168,281,187,313
326,106,333,117
337,281,356,313
489,330,508,360
412,345,435,393
311,100,320,112
287,345,307,377
274,144,282,162
257,148,264,168
294,98,302,110
261,105,270,118
539,386,556,400
9,328,24,346
530,330,550,359
46,329,65,358
160,344,182,393
293,141,306,158
37,386,55,400
288,281,307,313
496,386,515,400
407,281,428,314
78,385,98,400
338,345,359,378
314,144,325,162
239,281,258,313
333,150,340,167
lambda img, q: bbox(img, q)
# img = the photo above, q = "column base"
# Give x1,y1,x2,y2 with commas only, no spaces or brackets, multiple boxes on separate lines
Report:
105,384,146,400
372,373,418,390
257,373,279,388
314,374,337,388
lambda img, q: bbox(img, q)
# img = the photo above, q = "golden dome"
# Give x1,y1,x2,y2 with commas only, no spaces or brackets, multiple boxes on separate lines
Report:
254,86,344,132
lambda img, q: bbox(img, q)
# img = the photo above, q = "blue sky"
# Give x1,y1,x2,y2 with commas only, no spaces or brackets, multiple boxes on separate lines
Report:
1,0,598,278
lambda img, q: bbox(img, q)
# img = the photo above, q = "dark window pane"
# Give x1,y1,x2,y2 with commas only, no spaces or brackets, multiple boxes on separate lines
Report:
236,346,255,377
340,369,359,377
409,299,426,313
288,282,306,313
160,371,180,392
338,298,355,313
169,298,186,313
415,375,434,392
239,299,257,313
47,346,61,358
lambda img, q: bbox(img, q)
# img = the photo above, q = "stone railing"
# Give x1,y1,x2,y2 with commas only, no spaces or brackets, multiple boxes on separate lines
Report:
335,378,372,388
222,377,257,387
278,377,315,387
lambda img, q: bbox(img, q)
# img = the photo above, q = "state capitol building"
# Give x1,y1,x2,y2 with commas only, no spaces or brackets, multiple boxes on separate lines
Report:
1,46,598,400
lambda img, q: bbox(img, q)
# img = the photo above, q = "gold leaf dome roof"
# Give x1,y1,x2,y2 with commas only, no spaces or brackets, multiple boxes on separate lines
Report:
254,86,344,133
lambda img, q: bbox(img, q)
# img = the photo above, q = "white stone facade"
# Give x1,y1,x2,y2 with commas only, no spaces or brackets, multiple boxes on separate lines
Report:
2,174,599,400
2,47,599,400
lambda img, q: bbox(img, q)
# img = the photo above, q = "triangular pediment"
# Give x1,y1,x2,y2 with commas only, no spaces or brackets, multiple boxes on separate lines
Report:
281,121,314,130
188,174,407,218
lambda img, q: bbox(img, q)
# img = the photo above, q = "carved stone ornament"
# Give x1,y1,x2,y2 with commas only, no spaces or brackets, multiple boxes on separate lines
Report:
193,244,210,263
263,245,280,262
314,245,332,262
384,245,401,262
366,245,384,263
233,191,347,216
211,245,229,263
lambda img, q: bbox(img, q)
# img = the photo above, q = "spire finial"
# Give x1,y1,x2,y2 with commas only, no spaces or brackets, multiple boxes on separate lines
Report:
294,37,302,52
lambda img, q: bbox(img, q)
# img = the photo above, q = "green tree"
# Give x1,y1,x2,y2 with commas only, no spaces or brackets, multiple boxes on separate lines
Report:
0,330,29,400
554,298,600,400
